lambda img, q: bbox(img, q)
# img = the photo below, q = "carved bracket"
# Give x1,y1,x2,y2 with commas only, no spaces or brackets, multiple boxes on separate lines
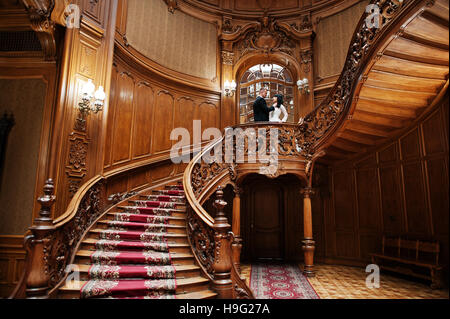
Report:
21,0,59,61
164,0,178,13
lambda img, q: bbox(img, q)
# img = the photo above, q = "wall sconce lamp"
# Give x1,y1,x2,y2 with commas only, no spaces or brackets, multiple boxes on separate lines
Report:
297,78,310,95
224,80,237,97
78,79,106,115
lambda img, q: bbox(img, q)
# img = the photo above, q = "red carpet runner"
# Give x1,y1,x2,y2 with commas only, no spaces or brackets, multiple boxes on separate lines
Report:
250,263,319,299
80,185,185,299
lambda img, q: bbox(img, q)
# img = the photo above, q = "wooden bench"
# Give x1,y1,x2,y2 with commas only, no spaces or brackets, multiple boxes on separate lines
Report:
370,235,443,289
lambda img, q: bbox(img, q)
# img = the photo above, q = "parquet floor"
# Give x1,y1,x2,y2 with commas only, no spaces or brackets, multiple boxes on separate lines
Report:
240,263,449,299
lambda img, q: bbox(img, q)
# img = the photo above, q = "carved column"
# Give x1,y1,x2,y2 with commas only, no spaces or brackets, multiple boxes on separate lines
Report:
297,14,315,117
231,186,242,273
300,187,315,277
212,186,233,299
220,39,236,129
25,179,56,298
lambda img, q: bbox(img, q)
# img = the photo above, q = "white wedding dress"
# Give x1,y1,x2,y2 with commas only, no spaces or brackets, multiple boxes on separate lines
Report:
269,104,288,123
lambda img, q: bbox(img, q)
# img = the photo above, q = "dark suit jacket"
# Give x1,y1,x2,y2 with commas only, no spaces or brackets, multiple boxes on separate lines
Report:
253,96,274,122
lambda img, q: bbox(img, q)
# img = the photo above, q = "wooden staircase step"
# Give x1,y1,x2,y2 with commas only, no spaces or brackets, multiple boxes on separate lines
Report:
86,229,188,243
96,220,187,234
116,207,186,217
105,214,186,226
74,263,199,273
80,238,192,253
58,276,211,297
72,264,202,280
76,250,193,258
74,250,195,265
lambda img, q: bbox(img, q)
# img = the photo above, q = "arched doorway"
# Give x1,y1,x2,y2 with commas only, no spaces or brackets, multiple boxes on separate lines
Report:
238,63,296,124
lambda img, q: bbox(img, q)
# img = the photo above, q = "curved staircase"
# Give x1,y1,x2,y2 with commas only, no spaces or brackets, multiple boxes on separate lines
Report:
58,182,217,299
13,0,445,300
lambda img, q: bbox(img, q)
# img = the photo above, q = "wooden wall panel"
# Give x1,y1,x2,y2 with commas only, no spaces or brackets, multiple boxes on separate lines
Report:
422,110,446,155
132,83,154,159
175,97,195,139
198,101,219,130
379,143,398,163
402,162,429,234
152,91,175,154
336,232,357,258
103,66,118,168
149,162,177,184
326,94,449,276
400,128,421,159
379,166,404,233
356,168,380,231
0,236,26,298
111,72,135,164
333,170,354,231
427,158,449,237
128,167,149,191
359,233,380,261
104,54,221,172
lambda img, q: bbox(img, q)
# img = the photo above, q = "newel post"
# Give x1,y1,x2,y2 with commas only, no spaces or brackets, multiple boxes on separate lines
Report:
300,187,315,277
212,186,233,299
25,179,56,298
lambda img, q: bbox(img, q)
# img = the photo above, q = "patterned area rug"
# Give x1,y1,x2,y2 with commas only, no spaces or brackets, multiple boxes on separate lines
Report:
250,263,319,299
241,263,449,299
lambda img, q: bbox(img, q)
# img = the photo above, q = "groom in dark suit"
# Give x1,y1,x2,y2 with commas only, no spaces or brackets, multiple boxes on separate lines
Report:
253,88,274,122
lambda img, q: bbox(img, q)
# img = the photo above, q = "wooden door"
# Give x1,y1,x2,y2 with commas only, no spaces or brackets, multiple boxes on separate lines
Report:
245,178,285,261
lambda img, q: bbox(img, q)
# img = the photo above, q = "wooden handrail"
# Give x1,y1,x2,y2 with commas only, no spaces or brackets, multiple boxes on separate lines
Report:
183,137,222,227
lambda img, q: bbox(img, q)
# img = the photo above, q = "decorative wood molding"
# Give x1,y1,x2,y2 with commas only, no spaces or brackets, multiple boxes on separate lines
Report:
164,0,179,14
20,0,61,61
233,16,300,60
221,51,234,65
174,0,361,20
300,48,313,73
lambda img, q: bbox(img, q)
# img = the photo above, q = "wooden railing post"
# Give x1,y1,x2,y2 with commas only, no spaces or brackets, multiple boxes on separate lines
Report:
212,186,233,299
231,186,242,274
300,187,315,277
25,179,56,298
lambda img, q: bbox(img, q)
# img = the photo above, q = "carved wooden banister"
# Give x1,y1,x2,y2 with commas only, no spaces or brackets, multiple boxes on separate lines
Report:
16,176,106,298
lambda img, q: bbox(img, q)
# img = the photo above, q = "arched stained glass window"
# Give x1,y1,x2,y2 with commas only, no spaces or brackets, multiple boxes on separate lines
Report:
239,64,295,124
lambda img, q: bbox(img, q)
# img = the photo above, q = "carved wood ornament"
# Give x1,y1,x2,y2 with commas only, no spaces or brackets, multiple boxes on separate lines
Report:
164,0,178,13
20,0,69,60
235,16,297,59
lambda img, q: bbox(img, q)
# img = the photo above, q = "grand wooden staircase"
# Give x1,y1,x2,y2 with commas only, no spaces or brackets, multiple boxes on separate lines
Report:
57,182,217,299
11,0,448,299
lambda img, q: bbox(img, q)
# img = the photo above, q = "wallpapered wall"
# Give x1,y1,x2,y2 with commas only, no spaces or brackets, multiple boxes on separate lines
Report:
314,0,369,80
126,0,218,80
0,79,46,235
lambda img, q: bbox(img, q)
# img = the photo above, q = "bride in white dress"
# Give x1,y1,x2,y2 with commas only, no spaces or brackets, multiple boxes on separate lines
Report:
269,94,288,123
